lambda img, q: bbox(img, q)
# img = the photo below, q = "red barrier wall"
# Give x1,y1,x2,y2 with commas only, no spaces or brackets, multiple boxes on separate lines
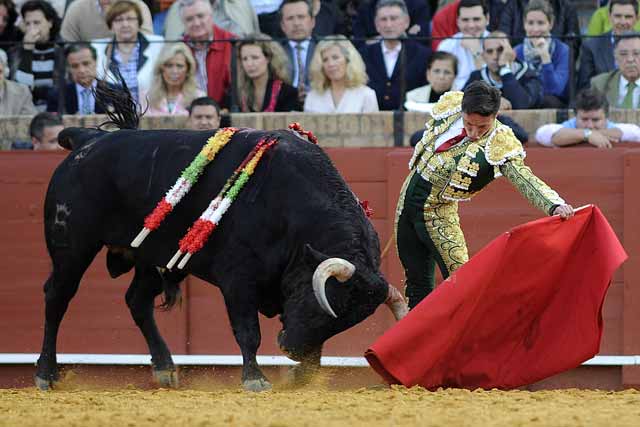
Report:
1,146,639,388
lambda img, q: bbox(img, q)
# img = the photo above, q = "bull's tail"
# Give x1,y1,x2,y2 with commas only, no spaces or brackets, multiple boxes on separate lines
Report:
95,68,141,130
157,269,186,311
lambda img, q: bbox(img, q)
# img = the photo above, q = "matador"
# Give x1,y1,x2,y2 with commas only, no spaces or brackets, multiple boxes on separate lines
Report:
396,81,575,309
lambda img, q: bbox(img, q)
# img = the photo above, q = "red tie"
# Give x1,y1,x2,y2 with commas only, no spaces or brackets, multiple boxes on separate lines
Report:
436,128,467,153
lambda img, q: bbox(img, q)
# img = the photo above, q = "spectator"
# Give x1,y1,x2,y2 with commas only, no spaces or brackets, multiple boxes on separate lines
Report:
578,0,638,89
10,0,61,111
437,0,490,90
431,0,460,51
514,0,569,107
252,0,287,38
180,0,235,106
591,32,640,109
431,0,504,51
141,42,205,115
498,0,579,48
311,0,338,37
464,31,543,109
46,43,114,115
0,48,37,115
587,0,640,36
359,0,430,110
0,0,21,62
92,1,164,103
186,96,221,129
61,0,154,42
334,0,361,36
279,0,316,101
304,35,378,112
237,33,300,112
162,0,259,40
404,51,457,111
352,0,431,46
535,87,640,148
30,111,64,151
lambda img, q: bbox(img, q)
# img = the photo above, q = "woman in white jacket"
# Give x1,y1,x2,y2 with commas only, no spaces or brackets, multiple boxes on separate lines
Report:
304,35,378,113
92,0,164,102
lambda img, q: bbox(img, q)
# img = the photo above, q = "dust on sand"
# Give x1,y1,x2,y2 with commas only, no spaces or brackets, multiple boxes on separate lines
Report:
2,385,639,427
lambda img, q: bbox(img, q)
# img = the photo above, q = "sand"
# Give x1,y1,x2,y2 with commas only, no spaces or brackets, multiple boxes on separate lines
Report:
2,386,640,427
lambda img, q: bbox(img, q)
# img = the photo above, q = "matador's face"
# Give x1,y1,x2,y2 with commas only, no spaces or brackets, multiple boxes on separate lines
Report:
462,112,496,141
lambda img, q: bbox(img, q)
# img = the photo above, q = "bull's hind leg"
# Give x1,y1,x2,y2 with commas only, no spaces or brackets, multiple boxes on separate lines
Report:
35,246,101,390
222,285,271,392
125,265,178,388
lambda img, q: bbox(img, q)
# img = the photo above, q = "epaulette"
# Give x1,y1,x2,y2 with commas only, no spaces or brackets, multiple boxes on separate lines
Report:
485,124,525,167
430,91,463,120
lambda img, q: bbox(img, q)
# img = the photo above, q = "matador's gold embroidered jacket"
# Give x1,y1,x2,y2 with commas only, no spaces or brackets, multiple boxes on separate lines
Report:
408,91,565,215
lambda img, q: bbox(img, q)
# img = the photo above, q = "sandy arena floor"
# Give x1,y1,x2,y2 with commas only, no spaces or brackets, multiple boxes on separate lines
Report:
2,384,640,427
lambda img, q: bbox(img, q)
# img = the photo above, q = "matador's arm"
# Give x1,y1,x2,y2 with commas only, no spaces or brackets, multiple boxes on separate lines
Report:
500,157,566,215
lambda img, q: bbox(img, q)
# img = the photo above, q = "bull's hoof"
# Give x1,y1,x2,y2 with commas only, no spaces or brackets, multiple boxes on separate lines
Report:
243,378,272,392
287,364,318,386
34,375,57,391
153,369,179,388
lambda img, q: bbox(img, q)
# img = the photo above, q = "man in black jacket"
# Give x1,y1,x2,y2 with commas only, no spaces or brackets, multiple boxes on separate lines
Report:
359,0,431,110
46,43,111,115
464,32,543,109
578,0,639,89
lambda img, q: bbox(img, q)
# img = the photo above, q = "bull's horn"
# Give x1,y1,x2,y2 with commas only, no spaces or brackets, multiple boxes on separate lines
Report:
312,258,355,318
385,285,409,321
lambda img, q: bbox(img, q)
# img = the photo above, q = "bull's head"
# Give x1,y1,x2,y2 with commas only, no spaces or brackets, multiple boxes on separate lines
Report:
278,245,407,362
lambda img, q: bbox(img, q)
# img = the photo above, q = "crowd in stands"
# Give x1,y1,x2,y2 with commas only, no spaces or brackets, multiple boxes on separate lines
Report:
0,0,639,149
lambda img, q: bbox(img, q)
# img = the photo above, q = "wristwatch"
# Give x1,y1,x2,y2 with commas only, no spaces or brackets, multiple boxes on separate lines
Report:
583,128,592,141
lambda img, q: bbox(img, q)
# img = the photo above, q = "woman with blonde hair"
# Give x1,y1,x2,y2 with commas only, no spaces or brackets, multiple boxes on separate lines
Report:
304,35,378,113
236,33,300,112
141,42,204,115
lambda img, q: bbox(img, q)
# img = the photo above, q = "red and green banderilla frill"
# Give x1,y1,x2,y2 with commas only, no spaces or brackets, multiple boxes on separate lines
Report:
130,127,237,247
166,137,278,269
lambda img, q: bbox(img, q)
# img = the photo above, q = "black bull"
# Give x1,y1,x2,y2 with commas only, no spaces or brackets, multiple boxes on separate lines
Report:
36,126,407,391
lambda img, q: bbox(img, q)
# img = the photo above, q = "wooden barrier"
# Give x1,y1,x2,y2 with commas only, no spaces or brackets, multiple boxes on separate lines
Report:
2,109,639,149
1,145,639,389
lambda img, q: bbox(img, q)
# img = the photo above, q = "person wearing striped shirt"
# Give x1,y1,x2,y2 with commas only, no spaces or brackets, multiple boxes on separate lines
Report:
10,0,62,111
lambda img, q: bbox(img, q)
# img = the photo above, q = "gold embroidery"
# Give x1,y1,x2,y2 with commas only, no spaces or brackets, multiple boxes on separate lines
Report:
485,125,525,165
441,185,474,202
450,171,472,190
423,195,469,274
501,157,565,214
465,143,482,158
431,91,464,119
394,173,414,255
456,155,479,177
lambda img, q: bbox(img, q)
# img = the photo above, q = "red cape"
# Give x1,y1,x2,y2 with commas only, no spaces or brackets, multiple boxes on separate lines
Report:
365,205,627,389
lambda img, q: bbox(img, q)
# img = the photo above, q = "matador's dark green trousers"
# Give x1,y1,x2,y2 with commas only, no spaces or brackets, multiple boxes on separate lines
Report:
395,172,469,309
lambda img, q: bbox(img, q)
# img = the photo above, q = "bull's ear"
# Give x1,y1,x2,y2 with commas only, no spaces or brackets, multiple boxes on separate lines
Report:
303,244,328,266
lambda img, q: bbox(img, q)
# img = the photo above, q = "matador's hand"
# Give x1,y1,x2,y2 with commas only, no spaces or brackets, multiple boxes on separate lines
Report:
553,204,575,219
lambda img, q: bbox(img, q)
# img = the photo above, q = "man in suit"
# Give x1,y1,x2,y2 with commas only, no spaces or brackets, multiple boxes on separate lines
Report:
578,0,638,89
591,32,640,109
359,0,430,110
279,0,316,101
47,43,110,115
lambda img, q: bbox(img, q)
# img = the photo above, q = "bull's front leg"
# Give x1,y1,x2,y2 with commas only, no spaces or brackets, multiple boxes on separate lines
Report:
223,288,271,392
287,347,321,386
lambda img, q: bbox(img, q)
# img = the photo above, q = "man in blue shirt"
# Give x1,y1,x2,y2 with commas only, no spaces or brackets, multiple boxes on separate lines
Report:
535,87,640,147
